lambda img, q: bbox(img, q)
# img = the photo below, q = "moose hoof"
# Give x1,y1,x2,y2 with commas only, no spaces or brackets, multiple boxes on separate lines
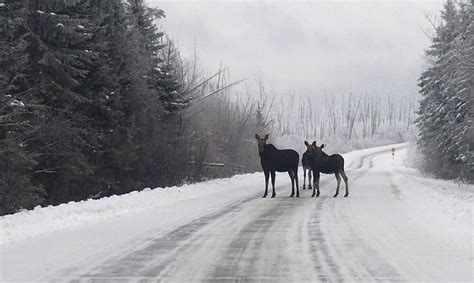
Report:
271,194,276,198
302,186,306,190
311,193,315,197
344,193,349,197
262,194,267,198
333,194,338,198
296,194,300,198
316,193,320,197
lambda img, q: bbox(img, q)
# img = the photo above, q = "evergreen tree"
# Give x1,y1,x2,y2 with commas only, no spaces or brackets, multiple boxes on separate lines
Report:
127,0,190,186
417,0,473,182
0,1,47,214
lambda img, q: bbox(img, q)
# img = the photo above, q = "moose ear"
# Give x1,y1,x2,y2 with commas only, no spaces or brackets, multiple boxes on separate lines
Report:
321,144,326,149
255,134,260,140
304,140,309,146
312,141,316,146
264,134,269,140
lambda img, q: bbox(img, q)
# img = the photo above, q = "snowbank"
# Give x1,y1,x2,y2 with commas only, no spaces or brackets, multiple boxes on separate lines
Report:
0,173,264,245
388,145,473,227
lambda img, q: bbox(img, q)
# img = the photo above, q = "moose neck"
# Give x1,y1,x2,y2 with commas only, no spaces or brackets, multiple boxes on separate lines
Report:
317,151,329,159
260,144,277,158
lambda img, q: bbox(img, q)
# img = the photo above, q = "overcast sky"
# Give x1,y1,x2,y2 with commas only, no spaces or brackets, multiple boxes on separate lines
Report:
147,0,444,98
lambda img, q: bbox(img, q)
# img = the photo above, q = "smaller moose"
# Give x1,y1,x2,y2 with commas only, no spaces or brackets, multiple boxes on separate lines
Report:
307,142,349,197
255,134,300,198
301,141,315,190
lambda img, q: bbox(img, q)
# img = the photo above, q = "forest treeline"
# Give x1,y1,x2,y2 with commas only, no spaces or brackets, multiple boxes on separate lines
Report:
272,92,416,153
0,0,268,215
417,0,473,182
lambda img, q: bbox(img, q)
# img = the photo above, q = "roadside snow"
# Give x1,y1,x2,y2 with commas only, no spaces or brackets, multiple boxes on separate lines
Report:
8,99,25,107
389,146,473,227
0,173,261,245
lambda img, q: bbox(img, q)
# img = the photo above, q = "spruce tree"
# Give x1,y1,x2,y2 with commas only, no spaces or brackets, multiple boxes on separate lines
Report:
417,0,473,181
0,1,46,214
127,0,189,186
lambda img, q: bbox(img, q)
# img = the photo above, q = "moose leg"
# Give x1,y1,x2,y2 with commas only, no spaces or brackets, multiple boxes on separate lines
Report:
289,171,295,197
341,170,349,197
263,170,269,198
271,171,276,198
308,169,312,190
312,171,320,197
334,172,341,197
316,172,320,197
302,168,306,189
294,168,299,198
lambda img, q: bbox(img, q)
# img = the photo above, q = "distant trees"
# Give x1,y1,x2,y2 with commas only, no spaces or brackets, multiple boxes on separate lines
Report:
417,0,473,182
272,92,416,152
0,0,268,215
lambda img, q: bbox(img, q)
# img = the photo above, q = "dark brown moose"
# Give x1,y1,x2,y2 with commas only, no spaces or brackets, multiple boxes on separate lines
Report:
255,134,300,198
306,142,349,197
302,141,316,190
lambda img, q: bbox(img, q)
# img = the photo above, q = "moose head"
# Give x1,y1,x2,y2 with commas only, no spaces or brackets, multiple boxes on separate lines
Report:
315,143,327,157
305,141,326,156
304,140,318,151
255,134,269,155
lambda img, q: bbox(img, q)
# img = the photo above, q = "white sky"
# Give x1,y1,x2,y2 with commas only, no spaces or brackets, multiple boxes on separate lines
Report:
147,0,444,98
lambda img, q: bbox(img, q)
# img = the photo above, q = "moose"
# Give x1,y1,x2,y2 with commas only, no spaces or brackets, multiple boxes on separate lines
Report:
255,134,300,198
306,141,349,197
301,141,314,190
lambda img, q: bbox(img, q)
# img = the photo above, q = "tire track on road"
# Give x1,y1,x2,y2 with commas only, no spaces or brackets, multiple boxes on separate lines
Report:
304,154,376,281
210,200,284,281
70,193,261,280
348,145,408,171
207,161,379,282
322,152,403,281
307,196,342,281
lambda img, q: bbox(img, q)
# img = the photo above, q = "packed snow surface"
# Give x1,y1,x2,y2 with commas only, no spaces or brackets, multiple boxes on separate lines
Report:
1,143,472,281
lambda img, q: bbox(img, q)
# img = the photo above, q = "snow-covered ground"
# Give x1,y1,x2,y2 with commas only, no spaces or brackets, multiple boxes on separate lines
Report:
1,143,472,281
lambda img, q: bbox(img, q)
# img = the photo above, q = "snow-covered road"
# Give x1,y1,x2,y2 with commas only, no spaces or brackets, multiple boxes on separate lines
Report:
1,144,472,281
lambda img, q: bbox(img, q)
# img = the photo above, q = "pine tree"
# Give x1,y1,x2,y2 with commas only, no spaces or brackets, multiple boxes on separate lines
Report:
0,1,47,214
127,0,190,186
417,0,473,182
24,1,114,203
450,1,474,180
